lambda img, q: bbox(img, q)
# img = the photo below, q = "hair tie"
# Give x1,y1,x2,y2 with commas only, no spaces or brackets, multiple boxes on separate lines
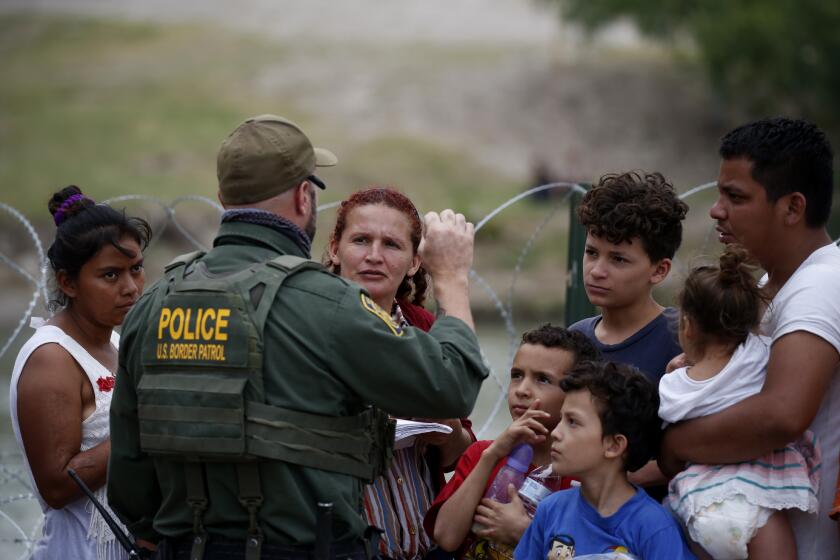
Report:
53,194,91,226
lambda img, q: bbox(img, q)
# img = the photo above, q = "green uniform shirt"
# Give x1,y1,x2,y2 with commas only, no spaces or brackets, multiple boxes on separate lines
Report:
107,221,488,545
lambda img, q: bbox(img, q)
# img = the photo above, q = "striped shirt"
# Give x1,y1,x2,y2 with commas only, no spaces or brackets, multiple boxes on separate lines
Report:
362,303,437,559
668,434,820,519
363,441,435,559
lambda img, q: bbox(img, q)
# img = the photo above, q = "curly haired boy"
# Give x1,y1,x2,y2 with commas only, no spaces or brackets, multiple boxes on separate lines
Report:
569,171,687,494
570,171,687,383
515,361,696,559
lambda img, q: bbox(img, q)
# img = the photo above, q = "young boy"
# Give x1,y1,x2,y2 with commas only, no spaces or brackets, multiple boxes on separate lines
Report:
424,325,599,559
569,171,687,385
515,361,696,559
570,171,687,493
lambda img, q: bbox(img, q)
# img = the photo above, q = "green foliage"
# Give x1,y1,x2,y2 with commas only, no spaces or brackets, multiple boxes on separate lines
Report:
553,0,840,132
0,15,270,213
0,14,521,220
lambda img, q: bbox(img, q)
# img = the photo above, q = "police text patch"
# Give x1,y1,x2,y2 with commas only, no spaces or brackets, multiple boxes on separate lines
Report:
144,294,249,367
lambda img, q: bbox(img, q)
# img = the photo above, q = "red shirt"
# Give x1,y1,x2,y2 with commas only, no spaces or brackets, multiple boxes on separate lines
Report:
423,440,575,558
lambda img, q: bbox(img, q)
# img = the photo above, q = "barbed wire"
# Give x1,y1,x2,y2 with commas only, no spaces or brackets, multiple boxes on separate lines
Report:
5,181,837,557
471,183,584,438
0,203,48,364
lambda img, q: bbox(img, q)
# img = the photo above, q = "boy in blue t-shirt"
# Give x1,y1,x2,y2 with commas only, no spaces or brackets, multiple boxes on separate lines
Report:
515,361,695,559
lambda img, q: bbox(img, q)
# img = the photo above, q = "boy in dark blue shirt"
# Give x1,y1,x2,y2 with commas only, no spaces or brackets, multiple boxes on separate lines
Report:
569,171,687,492
568,171,687,383
515,361,695,560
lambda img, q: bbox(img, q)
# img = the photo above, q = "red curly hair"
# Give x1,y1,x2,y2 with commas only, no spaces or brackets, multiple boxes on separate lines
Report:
326,187,429,306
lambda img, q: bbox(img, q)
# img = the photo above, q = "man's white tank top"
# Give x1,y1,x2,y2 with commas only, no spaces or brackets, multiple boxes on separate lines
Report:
9,320,128,560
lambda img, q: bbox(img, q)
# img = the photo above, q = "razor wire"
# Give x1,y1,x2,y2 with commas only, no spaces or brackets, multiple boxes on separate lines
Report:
470,182,585,438
4,180,834,557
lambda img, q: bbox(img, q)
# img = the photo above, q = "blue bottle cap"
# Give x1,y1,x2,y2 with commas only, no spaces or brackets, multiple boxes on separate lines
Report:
506,443,533,472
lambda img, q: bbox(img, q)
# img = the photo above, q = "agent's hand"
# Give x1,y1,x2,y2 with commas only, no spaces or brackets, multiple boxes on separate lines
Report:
487,401,550,460
419,209,474,284
472,484,531,545
416,418,463,447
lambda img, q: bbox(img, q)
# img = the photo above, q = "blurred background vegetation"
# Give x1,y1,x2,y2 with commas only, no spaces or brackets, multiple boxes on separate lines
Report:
552,0,840,132
549,0,840,237
1,0,839,324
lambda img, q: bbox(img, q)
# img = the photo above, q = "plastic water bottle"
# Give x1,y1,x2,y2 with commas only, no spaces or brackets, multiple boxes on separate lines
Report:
518,464,563,516
471,443,532,533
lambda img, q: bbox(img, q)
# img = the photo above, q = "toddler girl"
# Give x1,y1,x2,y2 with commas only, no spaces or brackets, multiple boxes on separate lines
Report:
660,246,820,559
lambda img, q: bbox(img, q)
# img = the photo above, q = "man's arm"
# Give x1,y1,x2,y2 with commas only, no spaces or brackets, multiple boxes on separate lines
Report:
326,208,488,419
107,303,163,543
327,295,488,418
628,460,668,487
660,331,838,475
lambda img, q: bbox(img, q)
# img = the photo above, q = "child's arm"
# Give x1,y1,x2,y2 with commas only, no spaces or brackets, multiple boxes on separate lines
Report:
628,460,668,487
434,442,507,550
434,403,550,551
473,484,531,545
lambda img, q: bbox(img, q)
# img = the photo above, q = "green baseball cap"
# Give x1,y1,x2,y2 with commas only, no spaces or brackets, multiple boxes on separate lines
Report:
217,114,338,204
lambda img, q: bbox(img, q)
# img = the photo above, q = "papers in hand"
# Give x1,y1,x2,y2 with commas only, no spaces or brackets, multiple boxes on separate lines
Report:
394,419,453,450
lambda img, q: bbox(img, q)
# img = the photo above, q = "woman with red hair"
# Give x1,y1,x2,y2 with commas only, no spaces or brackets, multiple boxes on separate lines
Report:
326,187,474,559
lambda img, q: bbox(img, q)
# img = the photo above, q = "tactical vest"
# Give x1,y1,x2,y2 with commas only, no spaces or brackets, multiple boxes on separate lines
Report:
137,251,394,560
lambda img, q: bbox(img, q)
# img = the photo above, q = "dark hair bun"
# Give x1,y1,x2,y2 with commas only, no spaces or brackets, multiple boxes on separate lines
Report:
48,185,94,226
717,245,757,291
679,244,767,347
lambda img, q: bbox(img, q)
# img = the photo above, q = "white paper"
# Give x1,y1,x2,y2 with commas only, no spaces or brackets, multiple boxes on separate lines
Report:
393,419,453,449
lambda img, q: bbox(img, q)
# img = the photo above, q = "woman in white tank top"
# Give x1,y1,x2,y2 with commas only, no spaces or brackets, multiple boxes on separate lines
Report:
9,186,151,560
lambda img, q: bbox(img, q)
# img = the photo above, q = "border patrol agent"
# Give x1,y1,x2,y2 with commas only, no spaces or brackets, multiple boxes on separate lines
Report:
107,115,488,559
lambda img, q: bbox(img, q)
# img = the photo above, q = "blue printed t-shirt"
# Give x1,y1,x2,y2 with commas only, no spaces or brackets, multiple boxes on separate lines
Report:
514,487,696,560
569,308,680,385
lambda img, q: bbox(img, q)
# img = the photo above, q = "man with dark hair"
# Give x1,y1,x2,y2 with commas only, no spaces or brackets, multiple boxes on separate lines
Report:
515,361,695,559
661,116,840,558
719,117,834,227
108,114,489,559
